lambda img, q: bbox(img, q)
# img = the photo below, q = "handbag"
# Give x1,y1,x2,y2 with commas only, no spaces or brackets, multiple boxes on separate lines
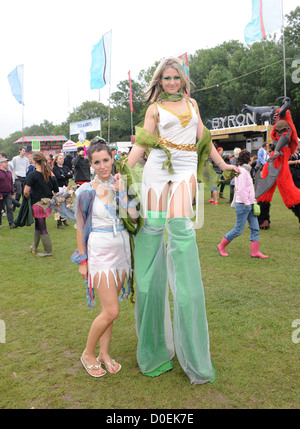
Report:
253,203,261,216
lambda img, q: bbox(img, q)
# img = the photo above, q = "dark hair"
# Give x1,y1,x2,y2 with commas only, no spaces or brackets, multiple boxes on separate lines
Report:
87,137,112,162
237,149,251,166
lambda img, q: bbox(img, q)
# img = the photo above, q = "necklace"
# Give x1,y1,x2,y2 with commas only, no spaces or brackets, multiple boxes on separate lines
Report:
93,175,116,203
160,91,184,102
93,175,115,185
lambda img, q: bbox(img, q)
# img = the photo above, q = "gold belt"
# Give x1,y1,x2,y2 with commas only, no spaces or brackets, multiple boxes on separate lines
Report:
158,137,197,152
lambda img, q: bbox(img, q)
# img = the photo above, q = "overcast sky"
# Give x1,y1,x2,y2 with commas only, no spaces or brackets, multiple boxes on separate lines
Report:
1,0,299,139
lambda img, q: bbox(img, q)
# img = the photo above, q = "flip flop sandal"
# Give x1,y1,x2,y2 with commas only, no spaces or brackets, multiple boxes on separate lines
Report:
97,357,122,374
80,356,107,378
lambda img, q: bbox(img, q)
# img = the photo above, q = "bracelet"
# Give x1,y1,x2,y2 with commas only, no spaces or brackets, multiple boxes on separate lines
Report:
71,249,88,264
80,259,88,265
217,160,224,166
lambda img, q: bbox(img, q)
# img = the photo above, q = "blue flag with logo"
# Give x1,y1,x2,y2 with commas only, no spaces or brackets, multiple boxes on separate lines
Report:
244,0,282,44
8,65,24,104
90,30,112,90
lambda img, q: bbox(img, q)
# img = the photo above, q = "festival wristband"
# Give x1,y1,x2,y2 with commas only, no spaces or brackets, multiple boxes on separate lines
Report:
71,249,88,264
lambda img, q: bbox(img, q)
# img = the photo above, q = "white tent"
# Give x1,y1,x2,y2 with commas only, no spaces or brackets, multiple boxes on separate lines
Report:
111,141,132,153
62,139,77,152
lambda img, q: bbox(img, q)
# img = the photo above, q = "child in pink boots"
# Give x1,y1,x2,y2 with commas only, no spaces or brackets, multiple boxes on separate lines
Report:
217,149,268,259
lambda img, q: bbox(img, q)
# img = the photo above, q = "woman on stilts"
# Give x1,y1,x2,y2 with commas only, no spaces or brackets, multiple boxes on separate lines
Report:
121,57,239,384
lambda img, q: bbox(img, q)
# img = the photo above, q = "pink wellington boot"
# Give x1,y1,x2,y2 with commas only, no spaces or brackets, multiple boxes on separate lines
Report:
217,237,230,257
250,241,269,258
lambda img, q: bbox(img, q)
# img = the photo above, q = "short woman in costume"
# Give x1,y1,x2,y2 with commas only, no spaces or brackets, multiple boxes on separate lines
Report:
52,153,73,229
75,138,137,378
217,149,268,258
124,57,239,384
24,151,59,257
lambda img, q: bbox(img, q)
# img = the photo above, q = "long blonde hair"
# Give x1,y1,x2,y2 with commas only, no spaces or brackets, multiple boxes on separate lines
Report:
33,152,52,182
144,57,192,104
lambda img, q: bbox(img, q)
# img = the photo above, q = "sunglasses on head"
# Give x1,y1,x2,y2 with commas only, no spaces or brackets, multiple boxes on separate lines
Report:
91,137,107,144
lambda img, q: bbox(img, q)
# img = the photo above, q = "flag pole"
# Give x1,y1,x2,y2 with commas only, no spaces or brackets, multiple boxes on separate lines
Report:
22,65,24,137
128,71,134,138
68,87,71,139
108,84,111,144
98,89,102,138
108,32,112,145
22,103,24,138
281,0,287,97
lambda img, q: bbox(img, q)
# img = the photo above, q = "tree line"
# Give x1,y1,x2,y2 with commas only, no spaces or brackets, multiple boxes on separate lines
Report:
1,7,299,159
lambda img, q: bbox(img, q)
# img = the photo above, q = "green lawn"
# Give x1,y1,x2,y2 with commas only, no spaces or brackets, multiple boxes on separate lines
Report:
0,186,299,409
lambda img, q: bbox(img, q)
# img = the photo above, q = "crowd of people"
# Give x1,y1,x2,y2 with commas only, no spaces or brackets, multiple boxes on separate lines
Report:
1,57,299,385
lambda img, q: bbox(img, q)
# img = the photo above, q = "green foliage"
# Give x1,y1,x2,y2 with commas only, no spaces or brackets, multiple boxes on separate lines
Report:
189,7,300,130
1,7,299,149
285,6,300,47
68,100,108,124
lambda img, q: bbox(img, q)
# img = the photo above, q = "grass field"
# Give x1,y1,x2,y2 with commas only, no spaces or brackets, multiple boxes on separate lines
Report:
0,186,299,409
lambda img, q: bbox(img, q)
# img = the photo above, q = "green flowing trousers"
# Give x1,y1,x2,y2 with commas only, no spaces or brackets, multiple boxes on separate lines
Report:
135,217,215,384
135,223,174,376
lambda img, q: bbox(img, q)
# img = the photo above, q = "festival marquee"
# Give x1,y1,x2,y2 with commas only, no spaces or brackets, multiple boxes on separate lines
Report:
13,135,68,144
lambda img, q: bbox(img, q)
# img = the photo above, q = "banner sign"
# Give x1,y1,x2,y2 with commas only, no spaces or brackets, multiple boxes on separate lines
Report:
70,117,101,136
40,144,62,151
32,140,40,151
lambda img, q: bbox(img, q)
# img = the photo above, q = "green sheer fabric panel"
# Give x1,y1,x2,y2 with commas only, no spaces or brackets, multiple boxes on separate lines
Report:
135,223,174,375
167,217,216,384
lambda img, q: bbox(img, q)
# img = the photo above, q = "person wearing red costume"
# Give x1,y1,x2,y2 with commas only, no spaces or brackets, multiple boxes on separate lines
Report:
256,98,300,227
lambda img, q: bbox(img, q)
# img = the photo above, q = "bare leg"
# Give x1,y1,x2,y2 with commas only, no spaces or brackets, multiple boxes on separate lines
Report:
147,183,170,213
211,189,218,204
169,176,196,219
97,270,126,373
81,270,122,376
